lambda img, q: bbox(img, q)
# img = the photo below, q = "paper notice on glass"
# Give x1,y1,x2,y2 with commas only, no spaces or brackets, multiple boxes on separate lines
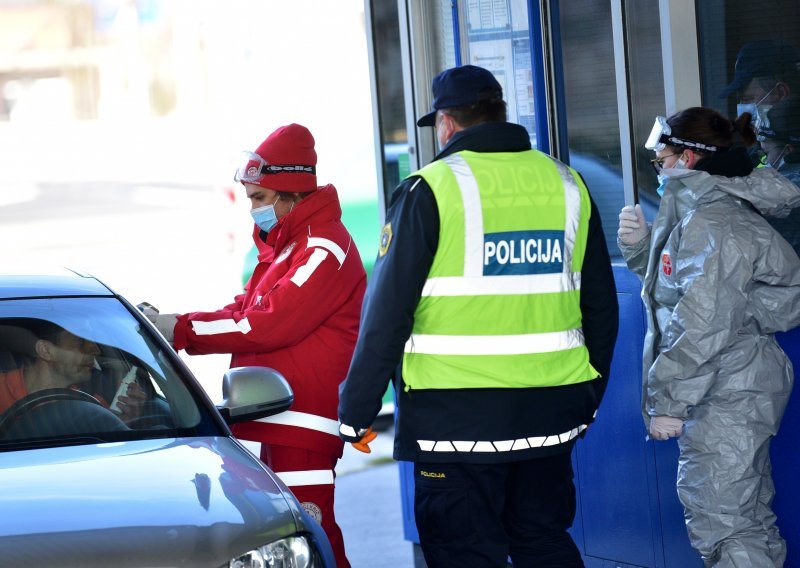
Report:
467,0,510,32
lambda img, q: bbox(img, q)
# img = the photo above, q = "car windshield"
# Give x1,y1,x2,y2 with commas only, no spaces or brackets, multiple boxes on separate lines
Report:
0,296,222,450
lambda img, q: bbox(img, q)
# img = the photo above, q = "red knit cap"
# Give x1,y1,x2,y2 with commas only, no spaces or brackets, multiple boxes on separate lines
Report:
252,123,318,192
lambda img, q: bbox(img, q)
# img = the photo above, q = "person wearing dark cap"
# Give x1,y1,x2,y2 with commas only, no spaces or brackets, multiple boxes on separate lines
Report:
759,95,800,254
721,40,800,130
338,64,618,567
142,123,366,568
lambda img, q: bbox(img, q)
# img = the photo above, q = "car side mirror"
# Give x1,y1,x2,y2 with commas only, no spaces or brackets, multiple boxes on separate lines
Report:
216,367,293,425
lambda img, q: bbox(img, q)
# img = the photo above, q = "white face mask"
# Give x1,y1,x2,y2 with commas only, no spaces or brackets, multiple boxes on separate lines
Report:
737,84,778,131
766,145,790,170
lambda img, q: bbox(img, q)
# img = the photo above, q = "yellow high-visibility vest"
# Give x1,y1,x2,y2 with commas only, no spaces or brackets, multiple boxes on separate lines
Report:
402,150,599,390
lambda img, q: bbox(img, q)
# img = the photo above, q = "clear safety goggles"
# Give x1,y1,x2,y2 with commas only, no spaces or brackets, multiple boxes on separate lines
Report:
232,151,316,184
644,116,722,153
758,126,800,144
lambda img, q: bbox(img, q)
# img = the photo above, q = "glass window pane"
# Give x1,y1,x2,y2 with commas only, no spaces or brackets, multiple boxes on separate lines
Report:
626,0,665,217
370,0,410,206
699,2,800,114
463,0,537,143
0,297,219,446
558,1,624,255
698,2,800,252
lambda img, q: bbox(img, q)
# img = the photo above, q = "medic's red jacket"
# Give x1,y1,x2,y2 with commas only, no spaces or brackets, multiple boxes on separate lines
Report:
173,185,366,458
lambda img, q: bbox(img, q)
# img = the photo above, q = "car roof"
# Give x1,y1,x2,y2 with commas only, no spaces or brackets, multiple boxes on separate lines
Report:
0,266,113,299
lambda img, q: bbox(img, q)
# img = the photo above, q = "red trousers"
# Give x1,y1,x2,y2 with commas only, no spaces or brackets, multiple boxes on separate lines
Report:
261,444,350,568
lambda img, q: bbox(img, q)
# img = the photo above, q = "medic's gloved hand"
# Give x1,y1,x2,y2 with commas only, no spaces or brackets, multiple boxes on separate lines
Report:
649,416,684,441
618,204,650,245
153,314,178,344
339,423,378,454
137,302,160,324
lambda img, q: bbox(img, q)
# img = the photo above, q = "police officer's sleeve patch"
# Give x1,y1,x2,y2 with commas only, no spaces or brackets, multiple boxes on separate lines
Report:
379,222,393,257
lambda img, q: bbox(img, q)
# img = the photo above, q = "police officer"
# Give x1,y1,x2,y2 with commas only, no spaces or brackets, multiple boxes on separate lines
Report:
338,65,618,567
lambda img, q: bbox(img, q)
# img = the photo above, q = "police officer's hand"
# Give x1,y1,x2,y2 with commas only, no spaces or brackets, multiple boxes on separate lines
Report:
618,204,649,245
153,314,178,344
338,423,378,453
351,428,378,453
649,416,683,440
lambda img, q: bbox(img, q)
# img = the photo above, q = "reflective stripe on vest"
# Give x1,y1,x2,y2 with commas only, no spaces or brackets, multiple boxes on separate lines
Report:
417,423,588,453
402,150,598,390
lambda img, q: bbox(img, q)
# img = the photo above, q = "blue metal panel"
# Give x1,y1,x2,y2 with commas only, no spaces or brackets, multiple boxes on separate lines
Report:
652,439,702,566
398,460,419,543
571,450,586,555
451,2,462,66
575,265,663,567
773,329,800,566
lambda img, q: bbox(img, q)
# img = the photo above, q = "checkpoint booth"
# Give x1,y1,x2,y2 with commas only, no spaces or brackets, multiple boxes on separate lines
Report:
363,1,800,566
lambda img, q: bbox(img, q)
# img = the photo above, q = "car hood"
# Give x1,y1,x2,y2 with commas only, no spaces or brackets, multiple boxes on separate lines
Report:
0,436,298,568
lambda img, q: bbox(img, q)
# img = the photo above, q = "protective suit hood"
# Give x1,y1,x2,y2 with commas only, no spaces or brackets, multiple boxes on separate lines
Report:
658,166,800,219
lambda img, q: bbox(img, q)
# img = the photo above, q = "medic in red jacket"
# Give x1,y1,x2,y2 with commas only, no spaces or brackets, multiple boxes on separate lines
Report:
147,124,365,568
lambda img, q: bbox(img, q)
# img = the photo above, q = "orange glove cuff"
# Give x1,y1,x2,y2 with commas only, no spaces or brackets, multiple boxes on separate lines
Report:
351,428,377,454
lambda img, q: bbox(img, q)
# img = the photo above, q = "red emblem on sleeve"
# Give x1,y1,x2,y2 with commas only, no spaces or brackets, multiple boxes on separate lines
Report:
661,253,672,276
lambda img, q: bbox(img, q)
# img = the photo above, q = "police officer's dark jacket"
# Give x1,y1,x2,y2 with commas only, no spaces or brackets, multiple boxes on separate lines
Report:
339,121,619,463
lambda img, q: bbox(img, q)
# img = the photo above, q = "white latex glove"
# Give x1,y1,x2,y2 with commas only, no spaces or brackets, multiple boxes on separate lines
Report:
617,204,649,245
649,416,684,441
153,313,178,343
137,302,160,324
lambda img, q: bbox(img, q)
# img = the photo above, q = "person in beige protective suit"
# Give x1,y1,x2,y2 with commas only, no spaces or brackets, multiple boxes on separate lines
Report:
618,107,800,567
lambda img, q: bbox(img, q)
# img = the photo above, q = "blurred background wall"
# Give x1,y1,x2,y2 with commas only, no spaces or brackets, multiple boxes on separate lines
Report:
0,0,378,399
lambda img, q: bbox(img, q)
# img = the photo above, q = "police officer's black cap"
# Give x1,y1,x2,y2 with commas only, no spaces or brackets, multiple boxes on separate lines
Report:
719,40,800,99
417,65,503,127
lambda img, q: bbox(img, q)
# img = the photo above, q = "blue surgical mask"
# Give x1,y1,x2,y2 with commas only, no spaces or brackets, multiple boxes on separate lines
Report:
251,197,279,233
656,175,668,197
656,157,688,196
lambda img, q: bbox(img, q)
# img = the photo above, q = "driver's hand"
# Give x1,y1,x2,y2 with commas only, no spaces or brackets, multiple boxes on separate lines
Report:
114,382,147,423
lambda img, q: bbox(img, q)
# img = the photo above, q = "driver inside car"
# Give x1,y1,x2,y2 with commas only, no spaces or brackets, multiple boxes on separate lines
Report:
0,320,146,423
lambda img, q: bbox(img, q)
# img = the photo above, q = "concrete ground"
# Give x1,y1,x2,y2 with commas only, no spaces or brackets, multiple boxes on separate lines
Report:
334,425,422,568
241,423,421,568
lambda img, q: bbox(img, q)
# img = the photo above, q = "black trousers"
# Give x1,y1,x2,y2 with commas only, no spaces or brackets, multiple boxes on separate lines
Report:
414,451,584,568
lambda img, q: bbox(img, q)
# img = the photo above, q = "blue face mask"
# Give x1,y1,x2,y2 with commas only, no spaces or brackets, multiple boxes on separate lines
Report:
655,157,688,197
656,174,668,197
251,197,279,233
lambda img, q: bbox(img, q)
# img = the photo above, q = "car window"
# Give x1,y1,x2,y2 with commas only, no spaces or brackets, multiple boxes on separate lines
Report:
0,297,222,449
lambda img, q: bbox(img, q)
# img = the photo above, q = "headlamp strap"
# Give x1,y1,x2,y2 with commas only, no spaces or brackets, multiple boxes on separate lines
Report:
260,164,316,175
758,128,800,144
662,134,725,153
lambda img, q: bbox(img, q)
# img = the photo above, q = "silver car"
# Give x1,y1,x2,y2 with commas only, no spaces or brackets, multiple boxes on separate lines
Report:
0,267,335,567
